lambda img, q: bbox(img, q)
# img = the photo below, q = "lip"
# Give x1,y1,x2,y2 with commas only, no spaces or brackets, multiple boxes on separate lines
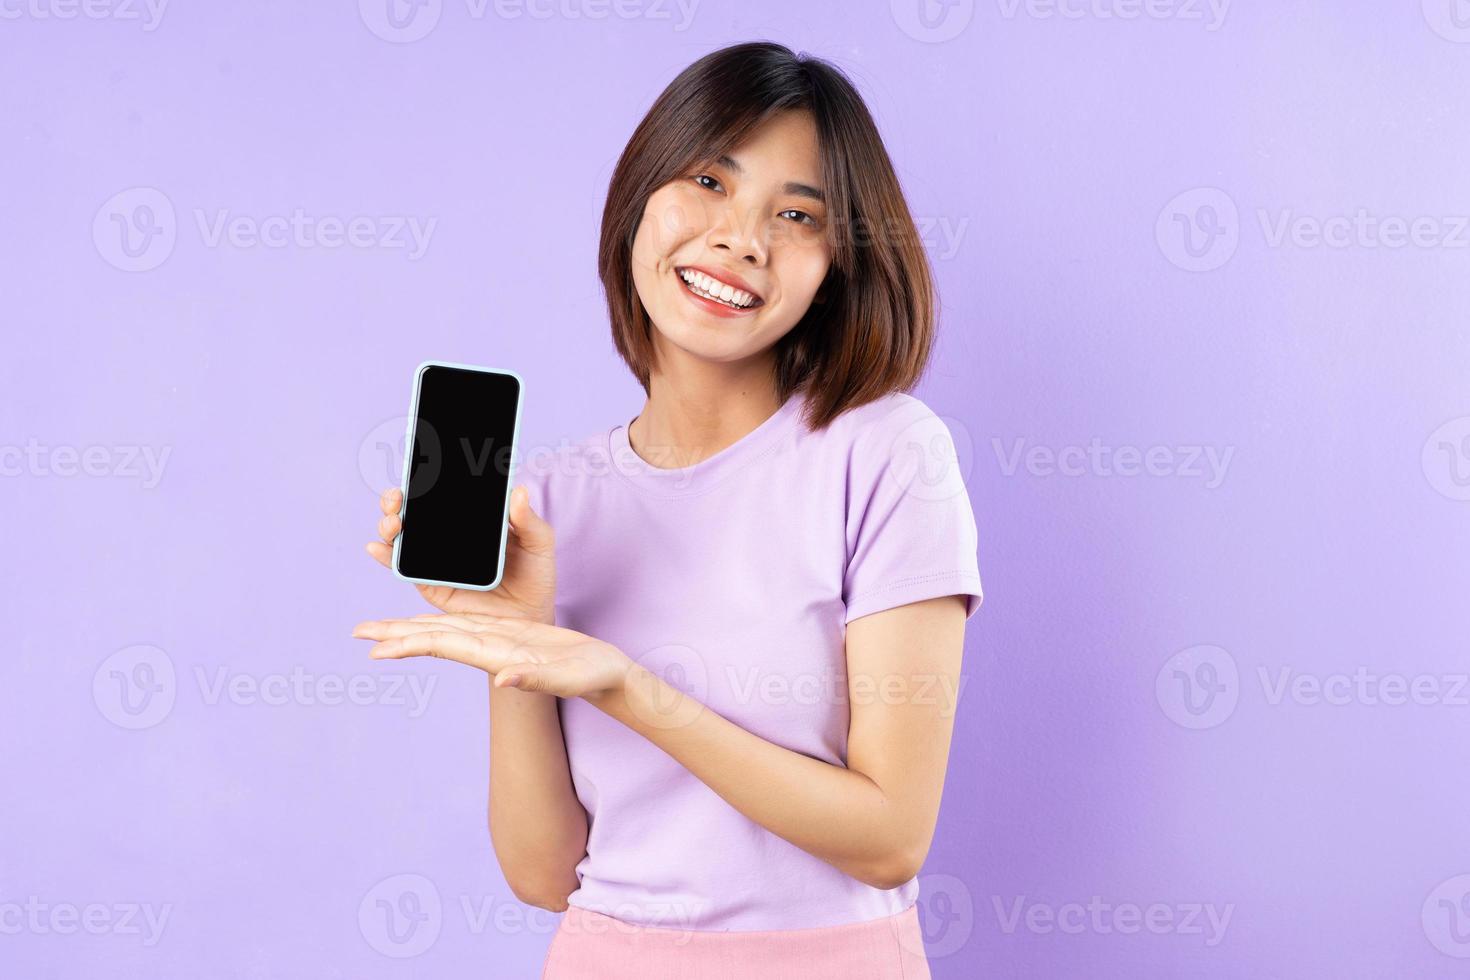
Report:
676,264,765,308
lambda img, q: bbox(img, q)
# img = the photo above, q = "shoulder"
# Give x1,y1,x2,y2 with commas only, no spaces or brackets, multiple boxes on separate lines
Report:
804,391,953,461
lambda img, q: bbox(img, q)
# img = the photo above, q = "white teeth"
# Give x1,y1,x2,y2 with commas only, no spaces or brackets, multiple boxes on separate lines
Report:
678,268,757,309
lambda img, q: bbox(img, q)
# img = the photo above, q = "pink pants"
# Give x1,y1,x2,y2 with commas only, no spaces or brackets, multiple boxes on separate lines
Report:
540,903,932,980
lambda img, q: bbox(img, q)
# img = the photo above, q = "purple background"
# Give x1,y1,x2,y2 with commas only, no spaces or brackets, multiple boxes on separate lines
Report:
4,1,1469,977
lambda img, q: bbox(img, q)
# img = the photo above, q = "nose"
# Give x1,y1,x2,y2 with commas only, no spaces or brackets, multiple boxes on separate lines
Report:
706,202,768,266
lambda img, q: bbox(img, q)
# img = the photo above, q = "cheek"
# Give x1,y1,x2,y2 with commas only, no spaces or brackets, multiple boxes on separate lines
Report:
632,186,706,267
778,244,833,306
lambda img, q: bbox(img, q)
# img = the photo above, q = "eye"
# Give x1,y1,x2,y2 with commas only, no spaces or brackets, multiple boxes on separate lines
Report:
692,174,724,192
779,209,818,226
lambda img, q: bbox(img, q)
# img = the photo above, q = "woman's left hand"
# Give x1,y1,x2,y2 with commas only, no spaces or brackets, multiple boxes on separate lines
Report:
352,613,633,698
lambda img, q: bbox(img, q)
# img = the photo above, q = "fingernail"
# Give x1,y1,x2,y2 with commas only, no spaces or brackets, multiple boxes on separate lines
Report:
501,674,521,688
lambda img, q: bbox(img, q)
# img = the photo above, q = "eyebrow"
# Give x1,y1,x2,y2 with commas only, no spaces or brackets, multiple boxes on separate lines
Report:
715,154,826,204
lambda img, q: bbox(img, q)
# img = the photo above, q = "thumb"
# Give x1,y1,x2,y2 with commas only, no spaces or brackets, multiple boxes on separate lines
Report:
508,485,555,555
494,662,554,694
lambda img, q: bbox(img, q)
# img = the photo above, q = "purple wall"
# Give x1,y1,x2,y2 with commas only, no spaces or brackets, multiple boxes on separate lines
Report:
4,2,1468,976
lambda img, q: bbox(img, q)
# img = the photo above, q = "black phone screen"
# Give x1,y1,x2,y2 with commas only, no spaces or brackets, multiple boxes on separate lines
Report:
396,365,521,589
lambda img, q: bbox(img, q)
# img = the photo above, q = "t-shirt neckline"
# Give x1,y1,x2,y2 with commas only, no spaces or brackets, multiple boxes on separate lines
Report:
609,391,806,497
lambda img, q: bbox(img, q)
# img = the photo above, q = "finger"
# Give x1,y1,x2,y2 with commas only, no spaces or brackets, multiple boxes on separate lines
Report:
365,540,392,568
368,630,514,673
494,661,571,695
353,619,463,640
353,615,517,639
378,512,401,542
507,485,555,555
379,487,403,517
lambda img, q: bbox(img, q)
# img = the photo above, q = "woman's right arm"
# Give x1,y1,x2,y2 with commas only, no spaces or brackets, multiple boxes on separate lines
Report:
488,677,586,910
368,485,587,910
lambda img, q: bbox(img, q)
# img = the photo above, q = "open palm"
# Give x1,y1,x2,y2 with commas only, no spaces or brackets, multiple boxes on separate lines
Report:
352,612,631,698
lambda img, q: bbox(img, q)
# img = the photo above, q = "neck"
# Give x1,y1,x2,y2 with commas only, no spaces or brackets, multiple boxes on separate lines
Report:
627,349,785,471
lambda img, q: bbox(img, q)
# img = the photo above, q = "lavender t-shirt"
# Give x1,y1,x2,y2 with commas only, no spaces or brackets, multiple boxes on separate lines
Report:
519,388,983,932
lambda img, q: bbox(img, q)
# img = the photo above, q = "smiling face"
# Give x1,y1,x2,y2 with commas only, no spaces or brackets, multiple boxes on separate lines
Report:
628,110,833,369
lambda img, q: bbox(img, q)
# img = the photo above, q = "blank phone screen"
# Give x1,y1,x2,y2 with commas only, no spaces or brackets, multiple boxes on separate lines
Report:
396,365,521,588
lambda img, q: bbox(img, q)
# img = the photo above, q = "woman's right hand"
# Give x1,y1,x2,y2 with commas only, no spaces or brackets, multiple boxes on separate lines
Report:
366,485,557,624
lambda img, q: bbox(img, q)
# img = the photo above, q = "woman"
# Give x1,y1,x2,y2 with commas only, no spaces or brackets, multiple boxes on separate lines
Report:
356,41,983,979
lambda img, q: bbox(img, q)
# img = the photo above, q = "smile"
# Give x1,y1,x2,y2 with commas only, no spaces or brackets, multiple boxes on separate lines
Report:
676,267,763,311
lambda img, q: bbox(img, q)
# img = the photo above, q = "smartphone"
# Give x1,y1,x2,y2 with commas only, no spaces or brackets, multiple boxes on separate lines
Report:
392,361,523,591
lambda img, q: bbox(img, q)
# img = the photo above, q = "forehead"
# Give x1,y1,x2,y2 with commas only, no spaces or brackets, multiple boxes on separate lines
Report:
714,110,822,182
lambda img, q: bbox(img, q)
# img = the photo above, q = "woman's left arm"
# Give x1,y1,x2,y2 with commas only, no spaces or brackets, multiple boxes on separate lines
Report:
592,593,968,890
353,593,967,890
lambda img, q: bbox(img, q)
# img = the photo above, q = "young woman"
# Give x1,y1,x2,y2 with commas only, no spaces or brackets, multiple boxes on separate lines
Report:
356,41,983,979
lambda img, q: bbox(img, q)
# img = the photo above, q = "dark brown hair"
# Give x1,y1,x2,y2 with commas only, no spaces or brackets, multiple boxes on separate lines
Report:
598,41,938,431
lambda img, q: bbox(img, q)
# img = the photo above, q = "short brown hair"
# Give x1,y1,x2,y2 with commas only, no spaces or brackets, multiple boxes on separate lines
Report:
598,41,939,431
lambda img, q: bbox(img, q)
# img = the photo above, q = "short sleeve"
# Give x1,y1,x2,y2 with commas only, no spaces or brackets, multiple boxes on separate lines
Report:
842,399,984,625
